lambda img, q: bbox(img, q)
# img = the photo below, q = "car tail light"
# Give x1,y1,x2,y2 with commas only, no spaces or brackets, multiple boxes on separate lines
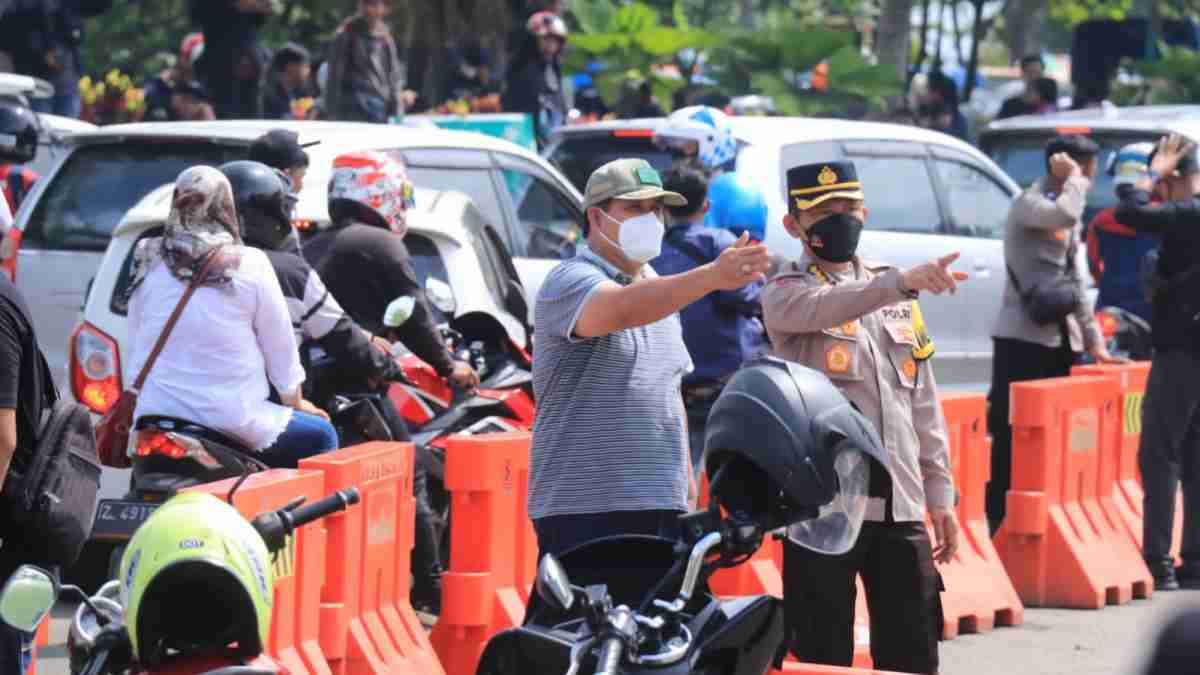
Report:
135,430,221,469
613,129,655,138
70,322,122,415
292,219,315,233
0,227,21,281
1097,309,1119,339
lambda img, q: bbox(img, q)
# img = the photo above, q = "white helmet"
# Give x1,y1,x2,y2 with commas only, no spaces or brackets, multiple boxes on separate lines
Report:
653,105,738,172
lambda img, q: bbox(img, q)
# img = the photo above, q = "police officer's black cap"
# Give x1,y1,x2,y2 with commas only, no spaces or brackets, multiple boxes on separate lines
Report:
786,160,865,212
248,129,317,171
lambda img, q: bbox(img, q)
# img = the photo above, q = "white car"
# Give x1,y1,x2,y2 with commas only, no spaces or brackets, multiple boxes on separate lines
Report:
5,120,583,392
74,183,530,516
547,117,1023,390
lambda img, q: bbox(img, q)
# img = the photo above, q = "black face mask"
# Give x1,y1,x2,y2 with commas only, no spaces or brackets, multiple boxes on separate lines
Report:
806,213,864,263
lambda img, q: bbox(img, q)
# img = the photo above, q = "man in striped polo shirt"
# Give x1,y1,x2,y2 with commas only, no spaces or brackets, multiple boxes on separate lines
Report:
527,158,772,558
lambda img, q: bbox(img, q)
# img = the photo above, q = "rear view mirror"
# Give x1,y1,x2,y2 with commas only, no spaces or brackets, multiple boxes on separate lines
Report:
535,554,575,613
384,295,416,328
0,565,58,632
425,278,457,315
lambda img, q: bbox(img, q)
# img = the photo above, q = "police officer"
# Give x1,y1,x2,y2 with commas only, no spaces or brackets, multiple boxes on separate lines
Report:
1115,133,1200,591
760,161,964,674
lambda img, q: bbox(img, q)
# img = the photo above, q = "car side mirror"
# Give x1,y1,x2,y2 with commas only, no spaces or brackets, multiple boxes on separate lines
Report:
0,565,58,632
425,277,457,315
535,554,575,613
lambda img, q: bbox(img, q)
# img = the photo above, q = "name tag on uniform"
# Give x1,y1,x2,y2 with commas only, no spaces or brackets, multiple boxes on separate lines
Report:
880,304,916,345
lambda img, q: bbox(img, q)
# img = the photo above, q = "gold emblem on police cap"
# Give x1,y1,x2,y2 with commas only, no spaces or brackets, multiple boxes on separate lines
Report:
818,166,838,186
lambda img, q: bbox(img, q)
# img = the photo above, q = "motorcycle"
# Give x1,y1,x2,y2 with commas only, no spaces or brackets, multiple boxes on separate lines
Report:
1095,305,1153,361
477,501,787,675
0,481,361,675
91,395,390,581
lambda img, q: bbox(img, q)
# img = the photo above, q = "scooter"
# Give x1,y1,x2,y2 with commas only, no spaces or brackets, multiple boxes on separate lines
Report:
0,484,361,675
91,396,390,581
476,501,786,675
1095,305,1153,361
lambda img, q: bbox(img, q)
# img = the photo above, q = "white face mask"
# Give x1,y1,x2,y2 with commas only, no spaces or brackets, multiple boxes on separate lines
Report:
597,208,664,264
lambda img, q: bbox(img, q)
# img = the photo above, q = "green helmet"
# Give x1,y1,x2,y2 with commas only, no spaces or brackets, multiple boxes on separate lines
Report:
119,492,273,666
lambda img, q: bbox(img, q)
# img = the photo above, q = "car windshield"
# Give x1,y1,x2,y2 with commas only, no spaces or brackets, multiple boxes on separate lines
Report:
984,131,1161,219
22,140,245,251
546,132,674,192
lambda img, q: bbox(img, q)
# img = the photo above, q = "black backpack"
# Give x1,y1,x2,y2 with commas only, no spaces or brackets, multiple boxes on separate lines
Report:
0,352,101,568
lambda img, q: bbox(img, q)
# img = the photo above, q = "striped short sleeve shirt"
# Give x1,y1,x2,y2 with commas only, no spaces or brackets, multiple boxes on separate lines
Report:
527,248,692,520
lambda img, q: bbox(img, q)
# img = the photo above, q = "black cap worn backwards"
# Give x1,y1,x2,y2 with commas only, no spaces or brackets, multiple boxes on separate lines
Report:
786,160,865,212
248,128,317,171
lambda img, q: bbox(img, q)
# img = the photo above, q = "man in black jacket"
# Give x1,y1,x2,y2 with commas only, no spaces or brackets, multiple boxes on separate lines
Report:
304,151,478,613
1115,133,1200,591
0,197,47,673
190,0,276,119
1,0,113,118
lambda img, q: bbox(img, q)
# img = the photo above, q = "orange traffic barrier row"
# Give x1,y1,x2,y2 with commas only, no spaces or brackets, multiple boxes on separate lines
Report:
429,432,538,675
773,663,909,674
182,441,444,675
994,375,1153,608
937,394,1023,638
1072,363,1183,564
187,469,329,675
301,442,443,675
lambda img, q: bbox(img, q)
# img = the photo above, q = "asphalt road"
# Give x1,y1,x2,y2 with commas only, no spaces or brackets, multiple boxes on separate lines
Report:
35,590,1200,674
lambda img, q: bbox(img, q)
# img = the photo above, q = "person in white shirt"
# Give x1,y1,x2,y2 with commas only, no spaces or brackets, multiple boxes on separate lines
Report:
126,165,337,466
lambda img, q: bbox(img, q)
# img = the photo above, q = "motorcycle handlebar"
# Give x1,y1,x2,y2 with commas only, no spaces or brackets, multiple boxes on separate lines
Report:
594,636,623,675
289,488,360,529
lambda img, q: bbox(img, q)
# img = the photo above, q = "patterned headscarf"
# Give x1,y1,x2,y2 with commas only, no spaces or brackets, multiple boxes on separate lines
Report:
129,166,244,292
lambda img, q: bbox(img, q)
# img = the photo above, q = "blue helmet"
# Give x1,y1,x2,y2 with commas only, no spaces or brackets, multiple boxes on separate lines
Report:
705,172,768,241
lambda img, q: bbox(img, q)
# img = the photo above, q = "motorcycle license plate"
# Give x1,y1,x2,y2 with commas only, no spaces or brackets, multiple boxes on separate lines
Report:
91,500,159,541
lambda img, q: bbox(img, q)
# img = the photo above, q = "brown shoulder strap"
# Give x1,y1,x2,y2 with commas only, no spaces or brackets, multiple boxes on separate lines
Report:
130,248,225,392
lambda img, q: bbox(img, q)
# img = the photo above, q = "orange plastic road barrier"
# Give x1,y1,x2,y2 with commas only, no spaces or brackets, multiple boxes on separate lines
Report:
1071,362,1183,563
186,469,329,675
993,375,1153,608
773,662,909,674
30,609,48,673
936,394,1023,638
300,442,443,675
430,432,538,675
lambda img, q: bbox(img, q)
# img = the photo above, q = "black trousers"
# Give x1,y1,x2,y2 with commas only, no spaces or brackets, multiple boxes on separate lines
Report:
783,521,943,675
1140,349,1200,565
532,509,683,560
986,336,1077,532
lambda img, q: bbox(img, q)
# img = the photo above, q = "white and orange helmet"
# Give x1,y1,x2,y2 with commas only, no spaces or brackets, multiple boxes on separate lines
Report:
328,150,415,234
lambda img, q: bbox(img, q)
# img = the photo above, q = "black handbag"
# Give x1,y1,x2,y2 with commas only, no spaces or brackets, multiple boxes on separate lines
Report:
1007,236,1083,326
0,352,101,568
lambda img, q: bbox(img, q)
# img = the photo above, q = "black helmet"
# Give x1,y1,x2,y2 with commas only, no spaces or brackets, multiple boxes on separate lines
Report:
704,356,891,553
218,160,293,250
0,103,38,164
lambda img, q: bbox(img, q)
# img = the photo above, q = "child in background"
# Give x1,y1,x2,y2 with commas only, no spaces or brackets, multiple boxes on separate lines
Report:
264,43,315,120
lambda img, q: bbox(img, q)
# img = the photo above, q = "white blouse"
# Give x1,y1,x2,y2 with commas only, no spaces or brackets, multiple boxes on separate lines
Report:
127,246,305,451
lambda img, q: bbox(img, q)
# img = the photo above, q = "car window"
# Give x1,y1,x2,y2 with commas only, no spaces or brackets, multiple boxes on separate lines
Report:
498,168,582,260
983,132,1159,217
23,141,244,251
844,154,945,234
546,133,673,193
404,165,507,234
932,159,1014,238
455,197,506,306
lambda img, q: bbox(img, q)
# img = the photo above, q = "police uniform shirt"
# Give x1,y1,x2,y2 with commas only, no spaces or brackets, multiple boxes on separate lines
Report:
761,255,955,522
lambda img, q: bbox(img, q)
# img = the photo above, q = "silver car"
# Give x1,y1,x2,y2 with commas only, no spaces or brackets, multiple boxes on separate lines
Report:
546,118,1021,391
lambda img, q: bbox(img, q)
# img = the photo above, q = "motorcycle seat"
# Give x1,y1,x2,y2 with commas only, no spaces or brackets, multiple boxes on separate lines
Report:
135,415,254,453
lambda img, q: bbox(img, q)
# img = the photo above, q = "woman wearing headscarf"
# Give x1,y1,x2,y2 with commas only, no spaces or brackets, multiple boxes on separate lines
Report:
126,166,337,467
